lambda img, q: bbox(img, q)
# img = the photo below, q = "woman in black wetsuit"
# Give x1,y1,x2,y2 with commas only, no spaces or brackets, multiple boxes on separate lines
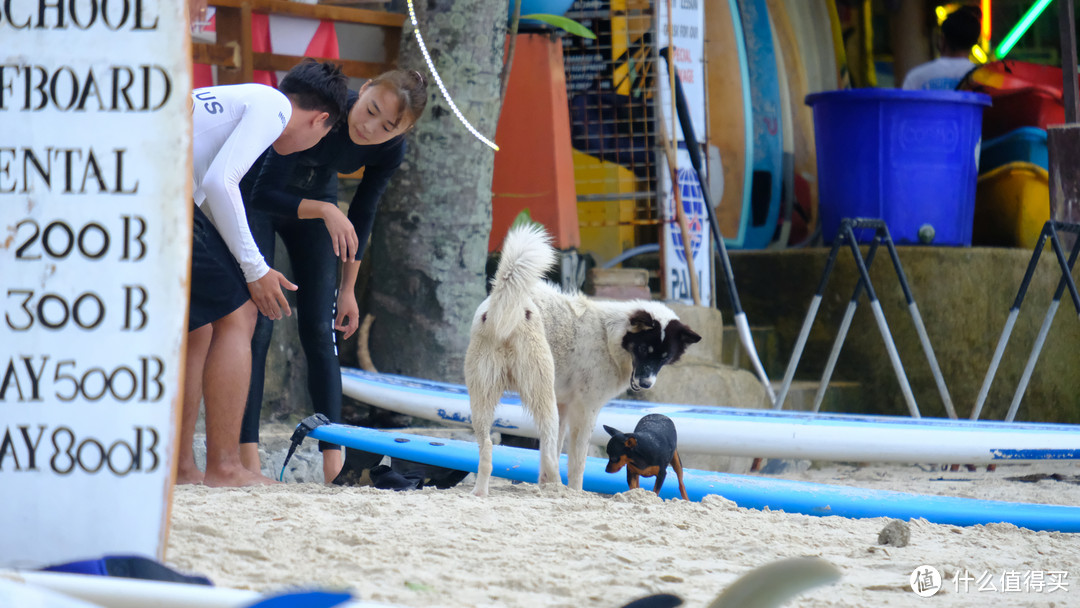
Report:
240,69,427,481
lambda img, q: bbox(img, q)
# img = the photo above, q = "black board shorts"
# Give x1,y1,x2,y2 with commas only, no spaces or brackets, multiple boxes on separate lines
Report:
189,203,251,331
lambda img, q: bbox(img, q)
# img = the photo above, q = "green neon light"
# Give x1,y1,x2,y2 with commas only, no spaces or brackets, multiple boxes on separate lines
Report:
996,0,1054,58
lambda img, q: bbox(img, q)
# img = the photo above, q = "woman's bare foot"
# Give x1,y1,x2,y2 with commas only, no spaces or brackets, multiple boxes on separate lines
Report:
239,442,262,475
323,447,344,484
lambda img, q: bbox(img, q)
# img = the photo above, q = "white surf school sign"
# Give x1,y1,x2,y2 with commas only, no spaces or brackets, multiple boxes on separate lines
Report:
656,0,711,306
0,0,190,567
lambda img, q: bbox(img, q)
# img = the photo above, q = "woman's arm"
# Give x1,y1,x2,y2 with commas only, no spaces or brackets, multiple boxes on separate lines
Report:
346,156,401,257
298,200,359,262
247,149,308,219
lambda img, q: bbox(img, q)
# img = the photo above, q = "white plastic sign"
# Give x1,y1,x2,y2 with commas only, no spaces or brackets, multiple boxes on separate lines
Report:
1,0,190,567
657,0,711,306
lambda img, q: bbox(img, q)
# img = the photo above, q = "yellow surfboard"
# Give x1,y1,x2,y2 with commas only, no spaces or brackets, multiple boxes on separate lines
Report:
783,0,840,95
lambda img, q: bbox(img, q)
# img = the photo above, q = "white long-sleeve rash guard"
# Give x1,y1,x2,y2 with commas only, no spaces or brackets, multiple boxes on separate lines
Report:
192,83,291,283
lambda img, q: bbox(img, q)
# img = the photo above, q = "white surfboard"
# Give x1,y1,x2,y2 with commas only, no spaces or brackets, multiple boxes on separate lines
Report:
341,368,1080,464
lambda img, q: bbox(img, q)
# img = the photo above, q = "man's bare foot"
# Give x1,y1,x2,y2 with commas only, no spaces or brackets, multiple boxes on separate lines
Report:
177,464,205,485
204,464,281,487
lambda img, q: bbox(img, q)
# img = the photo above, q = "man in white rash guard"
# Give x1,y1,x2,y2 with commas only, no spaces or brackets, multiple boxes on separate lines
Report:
178,61,348,487
902,6,981,91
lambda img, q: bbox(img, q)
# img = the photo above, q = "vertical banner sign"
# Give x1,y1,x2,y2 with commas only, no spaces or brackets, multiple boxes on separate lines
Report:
657,0,711,306
1,0,190,566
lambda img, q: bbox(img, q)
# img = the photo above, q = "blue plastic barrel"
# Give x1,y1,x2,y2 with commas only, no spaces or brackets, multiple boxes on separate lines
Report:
805,89,991,245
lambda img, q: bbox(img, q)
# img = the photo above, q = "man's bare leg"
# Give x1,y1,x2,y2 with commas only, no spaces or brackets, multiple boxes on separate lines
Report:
239,442,262,475
177,325,212,485
322,446,343,483
202,301,278,487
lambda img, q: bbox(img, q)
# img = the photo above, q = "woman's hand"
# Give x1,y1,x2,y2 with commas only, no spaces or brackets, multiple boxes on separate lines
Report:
298,200,358,263
324,205,359,263
335,289,360,339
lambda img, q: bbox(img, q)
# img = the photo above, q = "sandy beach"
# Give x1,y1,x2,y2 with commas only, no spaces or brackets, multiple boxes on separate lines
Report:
167,456,1080,607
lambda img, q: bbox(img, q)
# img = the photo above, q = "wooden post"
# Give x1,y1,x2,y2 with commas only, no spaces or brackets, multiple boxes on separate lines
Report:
1048,125,1080,226
1049,0,1079,245
889,0,932,88
1059,0,1079,123
213,2,254,84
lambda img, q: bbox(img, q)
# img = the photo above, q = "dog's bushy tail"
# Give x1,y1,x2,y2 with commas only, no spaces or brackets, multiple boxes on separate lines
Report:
487,224,557,341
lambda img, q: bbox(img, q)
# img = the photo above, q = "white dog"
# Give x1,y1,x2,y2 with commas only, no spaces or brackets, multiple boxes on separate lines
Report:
465,225,701,495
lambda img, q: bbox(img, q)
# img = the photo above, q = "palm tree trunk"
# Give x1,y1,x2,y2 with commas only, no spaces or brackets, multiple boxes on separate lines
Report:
365,0,508,383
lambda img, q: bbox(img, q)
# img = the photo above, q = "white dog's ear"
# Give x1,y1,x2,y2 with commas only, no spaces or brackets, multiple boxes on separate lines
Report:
628,311,655,333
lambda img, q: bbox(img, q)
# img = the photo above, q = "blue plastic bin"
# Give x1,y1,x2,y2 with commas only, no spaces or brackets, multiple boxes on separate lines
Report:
980,126,1048,174
805,89,991,245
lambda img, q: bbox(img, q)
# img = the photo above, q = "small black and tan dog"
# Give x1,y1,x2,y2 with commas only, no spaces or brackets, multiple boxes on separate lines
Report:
603,414,688,500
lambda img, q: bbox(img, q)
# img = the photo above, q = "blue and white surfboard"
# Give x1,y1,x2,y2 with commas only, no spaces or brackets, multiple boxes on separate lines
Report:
309,422,1080,532
341,368,1080,464
732,0,783,249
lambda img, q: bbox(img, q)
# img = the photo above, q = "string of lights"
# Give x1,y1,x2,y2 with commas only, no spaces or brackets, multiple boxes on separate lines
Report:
405,0,500,152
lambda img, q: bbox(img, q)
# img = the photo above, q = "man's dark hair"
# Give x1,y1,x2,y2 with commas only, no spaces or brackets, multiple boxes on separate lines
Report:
941,6,981,52
279,60,349,125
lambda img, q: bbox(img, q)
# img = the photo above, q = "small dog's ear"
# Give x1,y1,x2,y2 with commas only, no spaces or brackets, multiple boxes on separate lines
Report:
603,425,620,438
680,325,702,345
628,310,656,333
625,436,638,449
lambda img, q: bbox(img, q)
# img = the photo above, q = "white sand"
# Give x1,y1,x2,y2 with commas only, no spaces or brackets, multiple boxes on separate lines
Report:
167,461,1080,607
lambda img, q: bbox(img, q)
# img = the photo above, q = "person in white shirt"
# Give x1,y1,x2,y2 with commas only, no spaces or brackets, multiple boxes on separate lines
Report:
902,6,981,91
178,60,347,487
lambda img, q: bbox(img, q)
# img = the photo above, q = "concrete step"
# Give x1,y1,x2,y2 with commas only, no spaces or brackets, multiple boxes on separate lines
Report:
772,379,865,413
721,324,784,376
720,325,867,414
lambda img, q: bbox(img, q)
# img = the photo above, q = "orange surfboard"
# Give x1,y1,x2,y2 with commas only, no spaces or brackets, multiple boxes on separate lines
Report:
705,0,751,242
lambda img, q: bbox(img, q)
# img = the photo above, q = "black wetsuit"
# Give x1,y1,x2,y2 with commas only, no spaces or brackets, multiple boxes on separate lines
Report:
240,89,406,449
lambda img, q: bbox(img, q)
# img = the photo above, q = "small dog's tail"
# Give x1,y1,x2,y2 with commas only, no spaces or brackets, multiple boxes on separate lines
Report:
487,224,557,341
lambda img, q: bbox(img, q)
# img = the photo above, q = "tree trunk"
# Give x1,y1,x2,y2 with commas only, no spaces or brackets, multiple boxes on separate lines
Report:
365,0,508,383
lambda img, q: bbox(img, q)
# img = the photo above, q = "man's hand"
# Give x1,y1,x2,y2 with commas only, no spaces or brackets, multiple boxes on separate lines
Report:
335,289,360,340
247,269,298,320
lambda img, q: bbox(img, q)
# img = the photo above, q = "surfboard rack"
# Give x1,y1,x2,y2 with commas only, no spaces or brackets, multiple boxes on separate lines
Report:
773,218,956,419
970,220,1080,423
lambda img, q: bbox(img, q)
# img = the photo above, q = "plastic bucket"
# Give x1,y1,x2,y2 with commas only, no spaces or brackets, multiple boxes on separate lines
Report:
805,89,991,245
980,126,1048,174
